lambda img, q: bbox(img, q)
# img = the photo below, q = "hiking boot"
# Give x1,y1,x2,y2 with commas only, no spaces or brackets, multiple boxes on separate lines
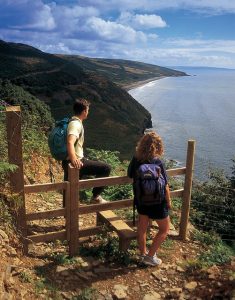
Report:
143,255,162,266
91,195,108,204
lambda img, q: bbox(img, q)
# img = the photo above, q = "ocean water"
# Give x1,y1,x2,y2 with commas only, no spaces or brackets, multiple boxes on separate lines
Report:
129,67,235,177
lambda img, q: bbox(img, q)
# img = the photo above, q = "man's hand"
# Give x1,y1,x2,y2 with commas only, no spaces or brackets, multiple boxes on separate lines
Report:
71,157,83,169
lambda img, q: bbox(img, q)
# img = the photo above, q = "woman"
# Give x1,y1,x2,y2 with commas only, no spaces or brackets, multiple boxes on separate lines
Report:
128,132,171,266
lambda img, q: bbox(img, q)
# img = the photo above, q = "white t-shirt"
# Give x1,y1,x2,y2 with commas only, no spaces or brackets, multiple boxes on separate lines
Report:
67,116,84,159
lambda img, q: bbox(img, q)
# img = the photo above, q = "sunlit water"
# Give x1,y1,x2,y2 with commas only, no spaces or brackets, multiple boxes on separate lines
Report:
129,67,235,177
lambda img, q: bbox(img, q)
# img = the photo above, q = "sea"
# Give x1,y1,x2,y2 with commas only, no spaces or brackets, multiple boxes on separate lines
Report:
129,67,235,178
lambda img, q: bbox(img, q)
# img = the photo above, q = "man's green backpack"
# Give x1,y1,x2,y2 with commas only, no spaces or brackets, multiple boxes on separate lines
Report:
48,118,71,161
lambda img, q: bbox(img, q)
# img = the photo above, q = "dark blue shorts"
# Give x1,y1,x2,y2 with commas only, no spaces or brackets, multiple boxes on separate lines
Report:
136,200,169,220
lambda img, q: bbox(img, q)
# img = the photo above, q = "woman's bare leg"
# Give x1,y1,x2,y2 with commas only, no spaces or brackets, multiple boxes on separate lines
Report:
148,216,170,257
137,214,150,255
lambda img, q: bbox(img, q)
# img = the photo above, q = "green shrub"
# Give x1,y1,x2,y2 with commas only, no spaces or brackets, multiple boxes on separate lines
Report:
80,148,133,201
85,148,122,174
0,80,54,130
199,242,233,266
73,288,97,300
192,230,234,267
50,253,77,265
191,166,235,242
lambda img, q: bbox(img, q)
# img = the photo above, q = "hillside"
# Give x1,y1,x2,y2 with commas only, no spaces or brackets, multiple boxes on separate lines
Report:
0,39,186,158
58,55,187,88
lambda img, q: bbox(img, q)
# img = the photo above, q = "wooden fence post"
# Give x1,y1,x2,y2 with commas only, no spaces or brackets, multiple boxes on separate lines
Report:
6,106,28,253
179,140,196,240
68,164,79,257
64,182,70,242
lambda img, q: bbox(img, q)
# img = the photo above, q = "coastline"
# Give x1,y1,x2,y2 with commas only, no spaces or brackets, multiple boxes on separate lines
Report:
122,76,166,91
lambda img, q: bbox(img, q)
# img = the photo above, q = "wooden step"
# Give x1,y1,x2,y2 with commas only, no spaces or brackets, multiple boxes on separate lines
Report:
97,210,137,251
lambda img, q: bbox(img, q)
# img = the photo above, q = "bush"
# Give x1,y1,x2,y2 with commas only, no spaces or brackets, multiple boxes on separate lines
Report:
81,148,133,201
191,166,235,242
0,80,54,130
192,230,234,267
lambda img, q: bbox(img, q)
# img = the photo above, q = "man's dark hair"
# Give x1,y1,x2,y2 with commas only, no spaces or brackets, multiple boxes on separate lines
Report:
73,98,90,115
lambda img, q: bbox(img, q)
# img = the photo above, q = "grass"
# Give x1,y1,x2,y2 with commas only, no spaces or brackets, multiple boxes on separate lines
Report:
72,288,97,300
161,238,175,250
50,252,78,265
185,229,234,270
35,276,62,299
19,271,33,283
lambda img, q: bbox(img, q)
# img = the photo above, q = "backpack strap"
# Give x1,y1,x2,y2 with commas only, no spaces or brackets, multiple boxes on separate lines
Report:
133,199,136,226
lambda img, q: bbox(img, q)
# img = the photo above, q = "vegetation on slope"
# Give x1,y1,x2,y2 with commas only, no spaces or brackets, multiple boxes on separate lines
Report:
191,165,235,247
59,55,187,87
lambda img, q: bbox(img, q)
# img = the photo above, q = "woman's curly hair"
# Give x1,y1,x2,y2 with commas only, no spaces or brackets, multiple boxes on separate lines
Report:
135,132,164,162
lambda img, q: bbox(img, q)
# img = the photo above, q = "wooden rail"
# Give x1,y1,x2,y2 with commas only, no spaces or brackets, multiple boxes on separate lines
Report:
6,106,195,256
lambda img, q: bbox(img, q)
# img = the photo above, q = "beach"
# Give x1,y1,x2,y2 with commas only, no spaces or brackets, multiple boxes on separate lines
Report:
122,76,165,91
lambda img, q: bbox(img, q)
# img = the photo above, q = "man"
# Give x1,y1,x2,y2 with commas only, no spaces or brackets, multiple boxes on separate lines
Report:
62,98,111,203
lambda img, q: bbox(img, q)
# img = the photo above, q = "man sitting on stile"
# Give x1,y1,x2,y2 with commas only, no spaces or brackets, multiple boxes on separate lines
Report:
62,98,111,204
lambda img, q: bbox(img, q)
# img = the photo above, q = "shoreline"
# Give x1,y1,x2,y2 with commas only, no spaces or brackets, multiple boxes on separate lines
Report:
122,76,166,91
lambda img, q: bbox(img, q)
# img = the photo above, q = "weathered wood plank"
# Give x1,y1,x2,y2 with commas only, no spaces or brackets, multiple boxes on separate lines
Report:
179,140,195,240
64,182,71,241
6,106,28,254
26,208,66,221
79,199,133,215
98,210,136,239
166,167,186,176
79,189,183,215
24,182,68,194
78,168,186,190
79,226,104,238
68,166,79,257
27,230,66,243
79,176,132,189
170,189,184,198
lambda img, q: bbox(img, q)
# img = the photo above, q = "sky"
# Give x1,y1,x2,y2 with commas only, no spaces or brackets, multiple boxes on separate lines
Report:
0,0,235,68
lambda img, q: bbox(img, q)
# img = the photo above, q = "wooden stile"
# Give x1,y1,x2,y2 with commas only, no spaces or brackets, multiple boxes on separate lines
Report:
4,105,194,257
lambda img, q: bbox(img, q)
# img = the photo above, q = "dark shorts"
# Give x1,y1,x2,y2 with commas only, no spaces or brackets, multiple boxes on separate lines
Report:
136,200,169,220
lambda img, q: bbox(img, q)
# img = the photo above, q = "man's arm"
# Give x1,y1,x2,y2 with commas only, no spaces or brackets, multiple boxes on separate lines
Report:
67,134,83,169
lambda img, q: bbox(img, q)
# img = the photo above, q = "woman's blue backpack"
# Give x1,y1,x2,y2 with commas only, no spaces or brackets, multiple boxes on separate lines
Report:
135,159,166,206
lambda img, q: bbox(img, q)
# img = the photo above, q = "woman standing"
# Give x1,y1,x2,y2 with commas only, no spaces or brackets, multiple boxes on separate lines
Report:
128,132,171,266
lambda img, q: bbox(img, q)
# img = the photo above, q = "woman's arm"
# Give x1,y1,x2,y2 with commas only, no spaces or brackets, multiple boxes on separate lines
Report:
165,184,172,209
127,156,135,178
